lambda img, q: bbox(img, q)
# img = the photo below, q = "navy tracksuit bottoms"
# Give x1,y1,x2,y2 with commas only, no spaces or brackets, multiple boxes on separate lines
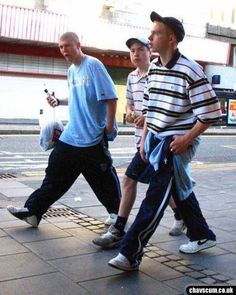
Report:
120,143,216,264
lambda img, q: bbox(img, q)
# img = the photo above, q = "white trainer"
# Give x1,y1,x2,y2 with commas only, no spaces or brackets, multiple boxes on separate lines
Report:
169,219,185,236
105,213,117,225
7,205,39,228
179,239,216,254
108,253,139,271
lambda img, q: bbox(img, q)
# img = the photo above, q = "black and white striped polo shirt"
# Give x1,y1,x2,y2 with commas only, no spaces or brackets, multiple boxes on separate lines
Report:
143,49,222,136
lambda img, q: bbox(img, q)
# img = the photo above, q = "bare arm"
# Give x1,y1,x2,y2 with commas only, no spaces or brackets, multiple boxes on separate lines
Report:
170,121,211,154
139,119,149,163
105,99,117,134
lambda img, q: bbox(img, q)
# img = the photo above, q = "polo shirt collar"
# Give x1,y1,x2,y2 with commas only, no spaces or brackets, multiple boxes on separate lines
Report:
155,49,181,69
135,67,148,79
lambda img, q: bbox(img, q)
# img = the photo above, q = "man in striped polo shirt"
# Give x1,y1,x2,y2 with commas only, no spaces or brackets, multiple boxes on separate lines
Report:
108,12,222,271
93,36,185,249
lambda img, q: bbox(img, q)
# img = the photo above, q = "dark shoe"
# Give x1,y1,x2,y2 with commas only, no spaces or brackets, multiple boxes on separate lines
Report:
7,205,39,228
92,225,124,249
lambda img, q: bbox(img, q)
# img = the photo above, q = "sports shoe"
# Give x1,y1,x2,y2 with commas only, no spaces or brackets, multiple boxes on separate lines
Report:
179,239,216,254
92,225,124,249
7,205,39,228
169,219,186,236
105,213,117,225
108,253,139,271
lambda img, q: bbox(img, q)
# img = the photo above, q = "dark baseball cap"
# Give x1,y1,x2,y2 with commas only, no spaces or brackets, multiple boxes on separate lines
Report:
150,11,185,42
126,37,150,49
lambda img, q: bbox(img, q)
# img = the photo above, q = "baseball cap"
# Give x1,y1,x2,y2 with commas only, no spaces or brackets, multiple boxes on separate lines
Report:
126,37,150,49
150,11,185,42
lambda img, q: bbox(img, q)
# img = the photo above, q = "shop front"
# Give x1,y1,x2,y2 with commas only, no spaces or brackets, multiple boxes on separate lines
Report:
214,88,236,126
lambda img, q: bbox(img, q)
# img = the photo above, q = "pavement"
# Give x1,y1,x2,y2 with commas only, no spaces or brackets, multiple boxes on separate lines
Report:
0,123,236,294
0,122,236,135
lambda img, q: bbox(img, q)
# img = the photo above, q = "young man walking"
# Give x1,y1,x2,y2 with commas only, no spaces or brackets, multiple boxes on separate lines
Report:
7,32,121,227
93,36,184,249
108,12,222,271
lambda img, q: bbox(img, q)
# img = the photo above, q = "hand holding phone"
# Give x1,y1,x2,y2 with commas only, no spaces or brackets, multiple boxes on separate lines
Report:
44,89,59,107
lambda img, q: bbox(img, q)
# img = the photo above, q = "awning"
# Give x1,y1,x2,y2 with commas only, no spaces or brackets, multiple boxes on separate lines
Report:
0,3,231,65
179,36,230,65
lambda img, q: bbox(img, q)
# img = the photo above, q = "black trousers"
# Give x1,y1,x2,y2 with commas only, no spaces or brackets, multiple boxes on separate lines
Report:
25,140,121,219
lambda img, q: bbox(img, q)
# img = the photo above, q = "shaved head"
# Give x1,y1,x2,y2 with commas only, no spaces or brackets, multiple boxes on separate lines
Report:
59,32,80,43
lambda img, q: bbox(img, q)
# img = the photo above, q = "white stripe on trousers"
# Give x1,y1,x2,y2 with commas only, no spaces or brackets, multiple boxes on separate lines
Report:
136,176,173,257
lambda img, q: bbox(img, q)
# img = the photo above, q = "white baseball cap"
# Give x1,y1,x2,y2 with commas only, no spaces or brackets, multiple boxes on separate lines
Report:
126,37,150,49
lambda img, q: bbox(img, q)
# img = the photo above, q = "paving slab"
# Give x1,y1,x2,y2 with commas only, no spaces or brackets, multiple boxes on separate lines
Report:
182,253,236,278
199,200,236,211
0,236,28,255
149,225,186,244
50,221,82,230
43,216,76,223
218,241,236,253
60,196,103,209
0,229,7,237
209,227,236,244
164,275,205,293
0,217,48,229
5,223,72,243
65,227,100,243
200,277,217,284
0,187,34,198
0,193,8,200
0,208,18,222
0,272,89,295
0,180,30,189
49,251,121,282
0,253,55,281
200,209,230,219
208,216,236,232
141,257,184,281
0,180,34,197
74,205,110,219
24,236,98,260
80,272,179,295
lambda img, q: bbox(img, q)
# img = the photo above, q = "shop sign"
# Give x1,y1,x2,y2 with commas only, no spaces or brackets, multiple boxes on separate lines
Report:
226,98,236,125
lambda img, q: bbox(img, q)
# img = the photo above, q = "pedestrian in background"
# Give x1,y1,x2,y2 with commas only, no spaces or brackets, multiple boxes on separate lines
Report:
7,32,121,227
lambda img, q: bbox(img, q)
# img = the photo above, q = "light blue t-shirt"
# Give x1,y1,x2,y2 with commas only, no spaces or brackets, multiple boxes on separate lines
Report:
60,55,118,147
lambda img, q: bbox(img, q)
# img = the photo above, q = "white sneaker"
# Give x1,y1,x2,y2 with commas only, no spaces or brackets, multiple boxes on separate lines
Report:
169,219,185,236
7,205,39,228
108,253,139,271
105,213,117,225
179,239,216,254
